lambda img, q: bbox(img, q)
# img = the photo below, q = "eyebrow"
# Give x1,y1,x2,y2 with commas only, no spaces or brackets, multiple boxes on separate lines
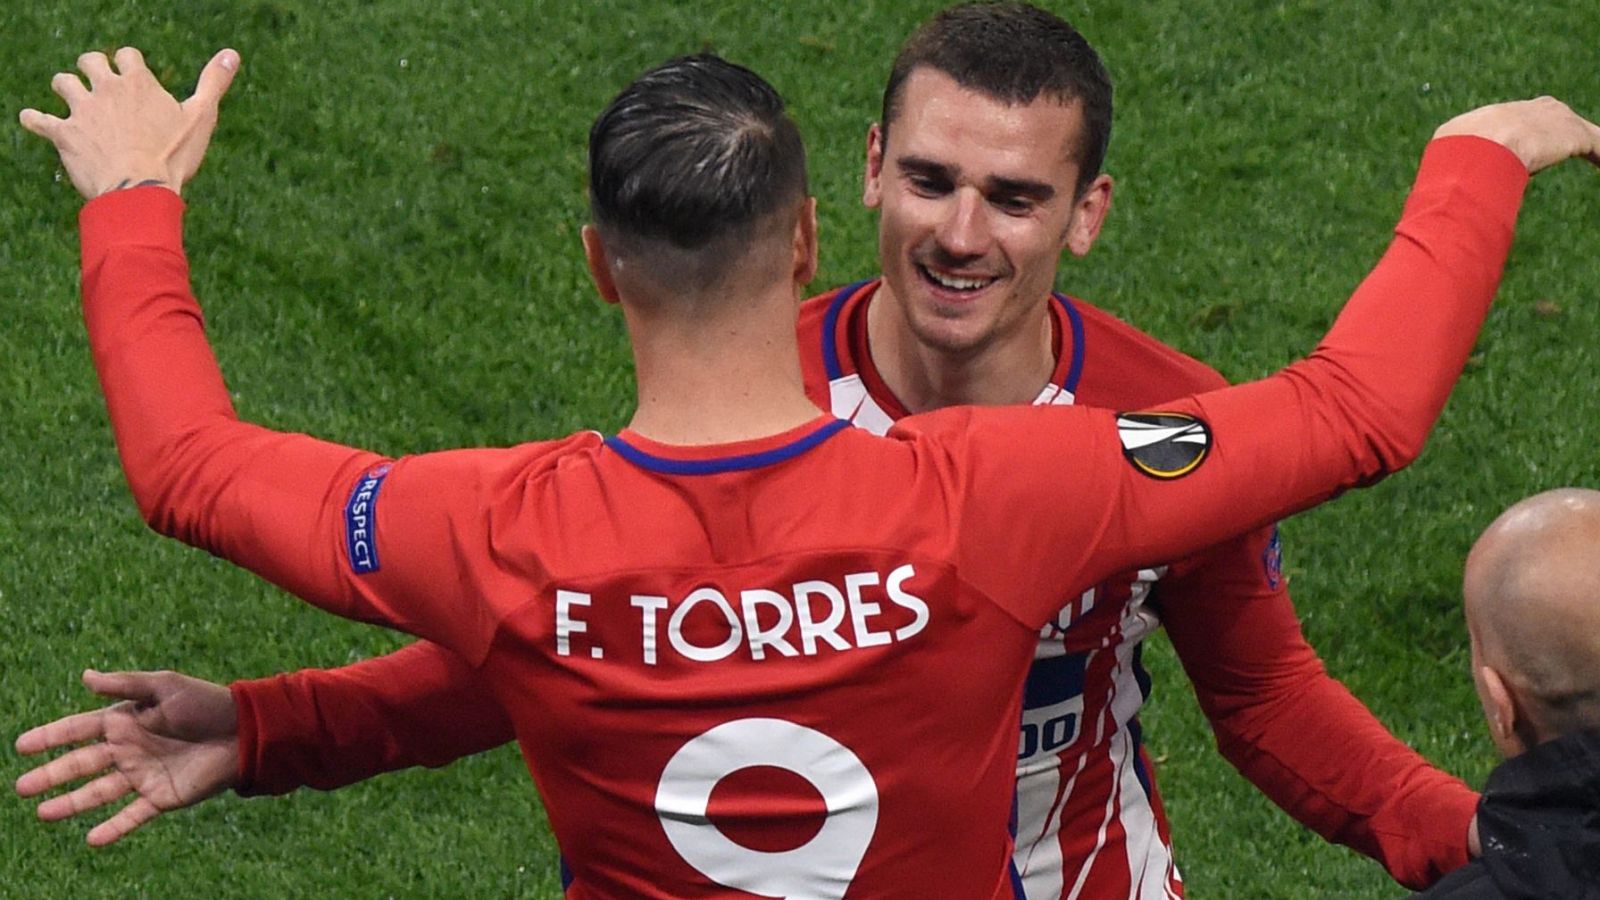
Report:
896,155,1058,203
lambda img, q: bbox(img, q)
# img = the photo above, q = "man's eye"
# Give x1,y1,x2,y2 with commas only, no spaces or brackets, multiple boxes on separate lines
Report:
993,196,1033,215
907,175,948,196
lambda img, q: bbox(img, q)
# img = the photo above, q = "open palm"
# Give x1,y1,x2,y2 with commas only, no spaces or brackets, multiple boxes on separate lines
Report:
15,669,240,846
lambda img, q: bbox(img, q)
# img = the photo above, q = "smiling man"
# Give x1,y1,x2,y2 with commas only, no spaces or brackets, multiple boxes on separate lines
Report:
17,5,1600,897
799,15,1478,890
861,51,1109,403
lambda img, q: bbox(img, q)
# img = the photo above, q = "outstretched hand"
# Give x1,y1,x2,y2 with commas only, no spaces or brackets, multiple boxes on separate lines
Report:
14,669,241,847
1434,96,1600,174
19,47,240,199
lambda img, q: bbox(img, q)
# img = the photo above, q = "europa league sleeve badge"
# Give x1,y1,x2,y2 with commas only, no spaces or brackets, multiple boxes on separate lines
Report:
1115,412,1211,480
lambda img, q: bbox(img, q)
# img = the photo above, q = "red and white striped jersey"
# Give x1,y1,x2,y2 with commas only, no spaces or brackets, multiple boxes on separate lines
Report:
800,281,1207,898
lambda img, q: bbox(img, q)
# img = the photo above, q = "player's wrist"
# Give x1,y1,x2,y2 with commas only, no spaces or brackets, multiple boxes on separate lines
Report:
95,176,176,199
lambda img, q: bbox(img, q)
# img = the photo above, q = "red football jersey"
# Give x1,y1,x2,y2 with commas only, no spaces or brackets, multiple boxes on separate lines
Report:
797,279,1479,894
81,137,1523,898
237,280,1476,894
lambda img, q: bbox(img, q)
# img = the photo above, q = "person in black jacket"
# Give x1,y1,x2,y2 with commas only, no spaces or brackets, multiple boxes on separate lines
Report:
1417,488,1600,898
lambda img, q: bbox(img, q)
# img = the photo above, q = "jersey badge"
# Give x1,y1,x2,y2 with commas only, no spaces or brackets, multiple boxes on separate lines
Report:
1115,412,1211,480
1262,527,1284,589
344,464,391,574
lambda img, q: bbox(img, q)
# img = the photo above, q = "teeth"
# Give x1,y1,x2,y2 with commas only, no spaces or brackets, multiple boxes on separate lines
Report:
925,268,993,291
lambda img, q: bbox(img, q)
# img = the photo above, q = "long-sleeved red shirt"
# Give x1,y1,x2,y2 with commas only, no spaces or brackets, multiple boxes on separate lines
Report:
237,276,1480,892
83,136,1523,897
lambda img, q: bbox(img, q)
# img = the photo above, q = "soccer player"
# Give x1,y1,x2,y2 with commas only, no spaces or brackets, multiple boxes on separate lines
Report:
14,36,1599,900
15,5,1509,895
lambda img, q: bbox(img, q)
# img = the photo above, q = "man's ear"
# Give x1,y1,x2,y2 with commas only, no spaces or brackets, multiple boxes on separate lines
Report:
1064,173,1113,258
793,197,819,288
581,224,621,304
1480,665,1529,757
862,123,886,209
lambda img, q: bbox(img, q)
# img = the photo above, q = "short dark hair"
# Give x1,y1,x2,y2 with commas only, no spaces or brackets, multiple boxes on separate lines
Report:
882,2,1113,196
588,54,808,250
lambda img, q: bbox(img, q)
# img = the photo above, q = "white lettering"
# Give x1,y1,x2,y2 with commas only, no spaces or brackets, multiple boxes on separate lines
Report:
656,718,878,899
632,595,669,665
886,564,928,640
577,566,927,668
668,588,743,662
843,571,891,648
794,580,850,654
739,589,799,660
555,590,591,657
346,477,382,571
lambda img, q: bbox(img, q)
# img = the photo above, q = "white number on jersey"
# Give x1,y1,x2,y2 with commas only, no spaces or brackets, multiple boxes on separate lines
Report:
655,718,879,899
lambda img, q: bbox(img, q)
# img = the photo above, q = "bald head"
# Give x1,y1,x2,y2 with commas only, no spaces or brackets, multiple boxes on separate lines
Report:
1465,488,1600,748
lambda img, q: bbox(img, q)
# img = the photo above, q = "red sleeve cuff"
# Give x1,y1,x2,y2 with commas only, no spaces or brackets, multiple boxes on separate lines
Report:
79,184,185,263
229,676,290,797
1405,782,1480,884
1411,135,1529,224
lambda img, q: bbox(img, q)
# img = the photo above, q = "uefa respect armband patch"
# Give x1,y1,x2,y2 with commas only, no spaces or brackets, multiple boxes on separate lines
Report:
1116,413,1211,479
344,464,391,574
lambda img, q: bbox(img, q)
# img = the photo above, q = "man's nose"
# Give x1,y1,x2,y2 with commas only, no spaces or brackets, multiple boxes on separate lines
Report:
934,188,990,260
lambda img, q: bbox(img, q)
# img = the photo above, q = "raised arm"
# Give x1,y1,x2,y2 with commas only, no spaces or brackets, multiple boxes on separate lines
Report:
26,49,386,612
950,99,1600,629
22,49,534,657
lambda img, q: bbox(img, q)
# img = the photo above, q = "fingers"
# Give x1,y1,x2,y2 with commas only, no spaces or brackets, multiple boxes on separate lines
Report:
86,797,163,847
112,47,150,79
1551,102,1600,172
184,49,241,113
14,743,114,798
14,708,109,755
37,46,167,119
17,108,65,139
35,770,133,822
82,669,164,705
76,51,115,90
50,71,89,109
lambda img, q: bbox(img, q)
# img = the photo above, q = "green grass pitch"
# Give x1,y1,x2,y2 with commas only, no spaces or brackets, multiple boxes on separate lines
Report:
3,1,1598,896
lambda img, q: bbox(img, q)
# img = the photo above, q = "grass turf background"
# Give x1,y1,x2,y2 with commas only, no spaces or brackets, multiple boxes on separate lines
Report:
3,1,1598,896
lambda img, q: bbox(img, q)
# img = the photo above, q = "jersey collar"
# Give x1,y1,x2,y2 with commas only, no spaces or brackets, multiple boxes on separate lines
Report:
819,280,1087,425
605,415,850,475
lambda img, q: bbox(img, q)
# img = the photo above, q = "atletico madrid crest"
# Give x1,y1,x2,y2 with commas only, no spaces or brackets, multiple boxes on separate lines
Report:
1262,527,1284,589
1115,412,1211,479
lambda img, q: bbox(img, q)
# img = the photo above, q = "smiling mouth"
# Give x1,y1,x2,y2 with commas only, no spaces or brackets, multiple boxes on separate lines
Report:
917,263,998,294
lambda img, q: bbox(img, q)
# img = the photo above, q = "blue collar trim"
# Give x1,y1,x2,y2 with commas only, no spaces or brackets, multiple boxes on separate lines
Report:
1052,292,1086,395
821,281,872,381
605,418,851,475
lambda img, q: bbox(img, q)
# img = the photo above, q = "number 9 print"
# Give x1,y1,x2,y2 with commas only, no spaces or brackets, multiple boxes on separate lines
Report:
655,718,880,899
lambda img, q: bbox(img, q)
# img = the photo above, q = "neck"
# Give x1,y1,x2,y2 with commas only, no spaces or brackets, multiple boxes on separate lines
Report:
623,282,819,445
864,284,1057,413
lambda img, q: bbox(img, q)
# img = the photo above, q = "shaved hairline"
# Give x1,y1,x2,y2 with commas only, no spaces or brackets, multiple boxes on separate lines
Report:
1466,488,1600,735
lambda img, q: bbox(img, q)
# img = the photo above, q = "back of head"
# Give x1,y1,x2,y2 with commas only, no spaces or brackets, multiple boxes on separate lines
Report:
588,53,808,290
881,2,1113,196
1465,488,1600,743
